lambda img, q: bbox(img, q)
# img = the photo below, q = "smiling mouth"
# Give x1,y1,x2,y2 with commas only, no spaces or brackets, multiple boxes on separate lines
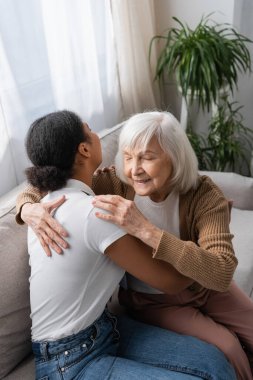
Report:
133,179,151,184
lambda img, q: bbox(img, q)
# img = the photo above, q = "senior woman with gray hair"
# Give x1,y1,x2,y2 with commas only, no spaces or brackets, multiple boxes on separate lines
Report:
17,111,253,379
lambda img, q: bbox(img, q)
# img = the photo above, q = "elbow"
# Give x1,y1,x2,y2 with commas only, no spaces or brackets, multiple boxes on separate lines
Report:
216,281,231,293
217,269,236,292
209,256,238,292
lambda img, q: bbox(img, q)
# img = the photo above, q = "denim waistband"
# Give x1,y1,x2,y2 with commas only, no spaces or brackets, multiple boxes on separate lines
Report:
32,310,112,360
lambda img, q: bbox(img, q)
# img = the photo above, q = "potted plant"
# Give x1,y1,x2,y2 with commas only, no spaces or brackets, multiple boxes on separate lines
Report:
150,14,252,111
187,96,253,175
150,15,253,175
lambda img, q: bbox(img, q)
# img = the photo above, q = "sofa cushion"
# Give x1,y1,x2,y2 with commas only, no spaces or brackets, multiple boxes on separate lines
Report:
231,207,253,298
200,171,253,210
0,207,32,379
3,354,35,380
98,122,124,168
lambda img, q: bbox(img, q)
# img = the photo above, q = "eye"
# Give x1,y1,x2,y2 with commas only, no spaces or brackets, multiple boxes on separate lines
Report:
142,155,154,160
123,151,133,161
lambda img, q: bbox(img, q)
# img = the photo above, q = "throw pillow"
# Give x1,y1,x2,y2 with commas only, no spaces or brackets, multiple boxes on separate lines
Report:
0,207,31,379
200,171,253,210
231,207,253,297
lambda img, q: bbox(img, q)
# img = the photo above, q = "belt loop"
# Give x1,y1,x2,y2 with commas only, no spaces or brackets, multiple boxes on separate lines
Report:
41,342,49,360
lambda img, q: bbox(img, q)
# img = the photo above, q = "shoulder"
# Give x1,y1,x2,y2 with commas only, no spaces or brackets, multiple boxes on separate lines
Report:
185,174,225,199
42,187,89,203
84,205,126,253
181,174,228,213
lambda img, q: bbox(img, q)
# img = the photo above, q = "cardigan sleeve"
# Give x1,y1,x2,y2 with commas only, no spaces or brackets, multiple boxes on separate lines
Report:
153,177,238,292
15,184,45,224
92,167,134,199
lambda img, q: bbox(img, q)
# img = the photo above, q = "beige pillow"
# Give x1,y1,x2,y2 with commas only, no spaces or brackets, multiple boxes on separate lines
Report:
200,171,253,210
231,208,253,297
0,207,32,379
98,122,124,168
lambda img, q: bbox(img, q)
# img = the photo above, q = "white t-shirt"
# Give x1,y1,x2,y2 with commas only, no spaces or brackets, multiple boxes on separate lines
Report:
126,192,180,294
28,179,126,341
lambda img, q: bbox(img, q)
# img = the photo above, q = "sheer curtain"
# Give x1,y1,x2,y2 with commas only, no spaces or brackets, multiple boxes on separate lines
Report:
0,0,122,196
0,0,160,197
110,0,160,118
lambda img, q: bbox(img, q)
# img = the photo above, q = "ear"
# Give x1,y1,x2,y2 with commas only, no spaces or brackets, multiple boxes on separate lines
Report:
78,142,91,158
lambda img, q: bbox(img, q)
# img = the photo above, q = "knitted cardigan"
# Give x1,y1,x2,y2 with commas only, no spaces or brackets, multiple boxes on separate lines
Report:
16,168,237,292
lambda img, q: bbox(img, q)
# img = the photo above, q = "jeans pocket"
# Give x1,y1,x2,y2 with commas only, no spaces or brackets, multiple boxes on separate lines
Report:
61,325,98,370
105,310,120,342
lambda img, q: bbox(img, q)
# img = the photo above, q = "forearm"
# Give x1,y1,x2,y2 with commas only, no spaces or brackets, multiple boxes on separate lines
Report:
107,234,193,295
153,231,238,292
114,223,193,293
135,223,163,250
16,184,44,224
158,260,193,293
129,222,237,292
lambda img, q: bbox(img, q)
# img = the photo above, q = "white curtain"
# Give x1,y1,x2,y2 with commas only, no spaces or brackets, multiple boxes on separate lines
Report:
0,0,161,197
110,0,160,118
0,0,122,196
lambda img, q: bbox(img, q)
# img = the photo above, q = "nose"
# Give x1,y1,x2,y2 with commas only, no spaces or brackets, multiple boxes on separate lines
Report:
131,158,143,176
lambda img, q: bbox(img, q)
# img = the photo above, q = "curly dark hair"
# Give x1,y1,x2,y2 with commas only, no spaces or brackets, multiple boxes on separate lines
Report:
25,110,90,192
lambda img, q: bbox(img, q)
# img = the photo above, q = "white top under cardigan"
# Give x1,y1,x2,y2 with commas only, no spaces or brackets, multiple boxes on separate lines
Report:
28,179,126,341
126,191,180,294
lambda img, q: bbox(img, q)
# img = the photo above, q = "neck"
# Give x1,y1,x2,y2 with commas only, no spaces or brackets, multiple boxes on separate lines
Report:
149,188,172,203
72,168,93,188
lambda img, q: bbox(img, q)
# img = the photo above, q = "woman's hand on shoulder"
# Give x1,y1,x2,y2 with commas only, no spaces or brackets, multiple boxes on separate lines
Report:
92,194,162,249
92,195,146,235
93,165,115,177
21,196,69,256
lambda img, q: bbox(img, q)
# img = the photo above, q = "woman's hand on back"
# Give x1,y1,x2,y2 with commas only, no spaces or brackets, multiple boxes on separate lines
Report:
21,196,69,256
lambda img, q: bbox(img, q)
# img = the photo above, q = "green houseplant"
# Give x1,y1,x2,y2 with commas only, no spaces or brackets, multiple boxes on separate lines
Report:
187,97,253,174
150,15,252,111
150,15,253,174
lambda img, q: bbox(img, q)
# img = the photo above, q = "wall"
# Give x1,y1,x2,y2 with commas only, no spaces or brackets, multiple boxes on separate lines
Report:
233,0,253,136
155,0,234,32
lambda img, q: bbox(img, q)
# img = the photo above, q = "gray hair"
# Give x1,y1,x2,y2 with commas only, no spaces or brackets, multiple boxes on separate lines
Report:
115,111,199,193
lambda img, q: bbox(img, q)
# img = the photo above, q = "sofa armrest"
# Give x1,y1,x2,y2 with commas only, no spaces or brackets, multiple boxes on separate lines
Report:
0,181,27,216
200,171,253,210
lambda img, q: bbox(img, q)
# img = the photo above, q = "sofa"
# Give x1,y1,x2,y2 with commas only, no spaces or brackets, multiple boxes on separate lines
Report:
1,122,253,379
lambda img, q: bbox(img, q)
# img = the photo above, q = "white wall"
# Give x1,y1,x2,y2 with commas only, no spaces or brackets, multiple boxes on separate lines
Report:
155,0,234,33
233,0,253,135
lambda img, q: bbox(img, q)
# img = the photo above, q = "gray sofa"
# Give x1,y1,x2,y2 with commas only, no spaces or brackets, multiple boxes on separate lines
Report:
1,122,253,379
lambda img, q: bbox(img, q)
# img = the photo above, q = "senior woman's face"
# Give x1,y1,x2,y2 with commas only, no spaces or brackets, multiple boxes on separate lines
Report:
123,136,172,202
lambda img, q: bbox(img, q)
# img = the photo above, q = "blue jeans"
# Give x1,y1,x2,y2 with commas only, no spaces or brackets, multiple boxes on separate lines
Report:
32,310,236,380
